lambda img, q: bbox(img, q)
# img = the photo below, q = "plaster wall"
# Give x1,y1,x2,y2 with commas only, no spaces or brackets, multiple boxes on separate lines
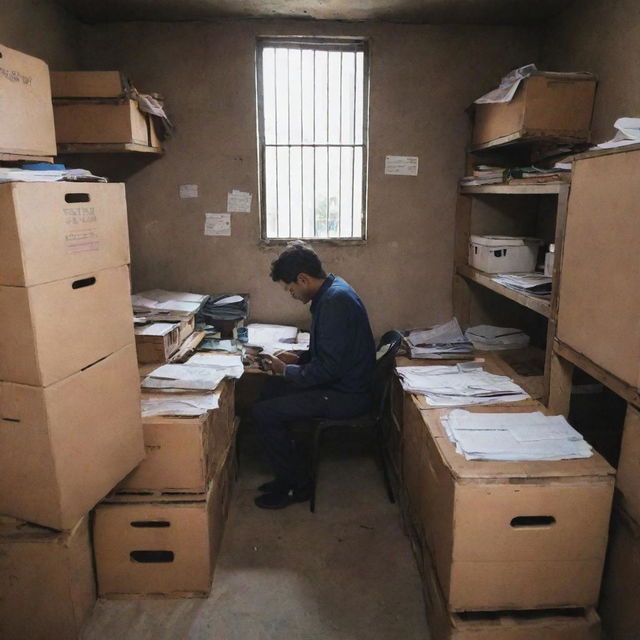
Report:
542,0,640,144
78,20,538,334
0,0,79,68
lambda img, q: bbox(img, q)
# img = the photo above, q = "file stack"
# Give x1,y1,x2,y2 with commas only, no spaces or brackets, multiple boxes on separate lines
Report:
401,392,613,639
0,177,145,635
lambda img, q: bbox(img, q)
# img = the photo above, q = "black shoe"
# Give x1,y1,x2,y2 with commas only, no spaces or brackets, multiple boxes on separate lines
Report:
257,479,281,493
254,484,312,510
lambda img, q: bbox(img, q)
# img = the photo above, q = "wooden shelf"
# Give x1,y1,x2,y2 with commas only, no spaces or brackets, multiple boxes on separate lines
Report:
460,183,568,195
456,264,551,318
571,141,640,162
57,143,163,154
470,131,588,153
0,152,54,163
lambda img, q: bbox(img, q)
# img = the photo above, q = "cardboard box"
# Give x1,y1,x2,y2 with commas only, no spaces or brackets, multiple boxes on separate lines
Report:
404,395,615,611
422,543,601,640
0,344,144,530
54,99,149,145
472,73,596,148
0,265,134,386
118,380,236,492
0,43,56,158
0,515,95,640
50,70,127,98
616,404,640,525
0,182,130,287
94,447,233,598
135,322,181,364
599,508,640,640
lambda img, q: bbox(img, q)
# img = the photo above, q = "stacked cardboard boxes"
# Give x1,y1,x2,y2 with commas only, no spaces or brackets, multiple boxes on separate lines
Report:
93,379,237,597
401,393,615,639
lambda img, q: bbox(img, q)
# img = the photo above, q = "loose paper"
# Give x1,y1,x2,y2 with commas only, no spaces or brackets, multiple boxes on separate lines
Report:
205,213,231,236
385,155,419,176
227,189,252,213
179,184,198,199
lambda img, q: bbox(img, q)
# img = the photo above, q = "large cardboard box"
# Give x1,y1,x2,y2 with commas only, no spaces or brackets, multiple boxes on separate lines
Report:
0,265,134,386
119,380,236,492
0,182,130,287
472,73,596,148
404,395,615,611
599,509,640,640
50,70,127,98
422,543,601,640
0,344,144,530
0,515,95,640
0,43,56,158
54,99,150,145
616,404,640,525
135,322,181,364
94,446,233,598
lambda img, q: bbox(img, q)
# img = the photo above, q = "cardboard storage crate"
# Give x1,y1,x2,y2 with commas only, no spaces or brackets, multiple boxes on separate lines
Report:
472,73,596,148
0,43,56,158
403,395,615,611
0,515,95,640
94,445,233,598
0,265,134,386
118,380,236,493
135,322,181,364
599,508,640,640
616,404,640,524
0,182,130,287
54,99,151,146
50,70,128,99
421,543,601,640
0,344,144,530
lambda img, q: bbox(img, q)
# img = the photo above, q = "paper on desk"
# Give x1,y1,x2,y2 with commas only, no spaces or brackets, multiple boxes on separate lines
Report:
141,392,219,417
142,364,226,390
247,323,299,345
185,353,244,378
142,289,207,304
227,190,252,213
134,322,179,336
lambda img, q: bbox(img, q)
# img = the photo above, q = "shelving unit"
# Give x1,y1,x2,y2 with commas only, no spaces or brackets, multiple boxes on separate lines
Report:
453,151,571,404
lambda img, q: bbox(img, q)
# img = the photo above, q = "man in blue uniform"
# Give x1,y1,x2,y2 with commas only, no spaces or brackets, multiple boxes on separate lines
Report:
252,241,376,509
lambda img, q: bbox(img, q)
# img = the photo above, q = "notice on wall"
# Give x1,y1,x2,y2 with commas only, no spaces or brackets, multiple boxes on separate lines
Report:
204,213,231,236
179,184,199,199
227,189,252,213
384,155,419,176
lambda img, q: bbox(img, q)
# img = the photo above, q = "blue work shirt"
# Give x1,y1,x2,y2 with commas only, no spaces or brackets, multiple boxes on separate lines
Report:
284,274,376,395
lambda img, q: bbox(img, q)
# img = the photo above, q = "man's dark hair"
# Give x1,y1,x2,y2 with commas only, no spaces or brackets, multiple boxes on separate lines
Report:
270,240,327,283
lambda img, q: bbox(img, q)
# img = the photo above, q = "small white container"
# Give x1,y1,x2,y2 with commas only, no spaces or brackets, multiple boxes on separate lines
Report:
544,243,556,277
469,235,543,274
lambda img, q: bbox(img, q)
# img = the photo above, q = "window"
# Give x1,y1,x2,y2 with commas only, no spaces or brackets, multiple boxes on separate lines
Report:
257,38,369,241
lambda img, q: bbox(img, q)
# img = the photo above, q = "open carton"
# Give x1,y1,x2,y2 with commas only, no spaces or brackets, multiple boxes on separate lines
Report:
0,344,144,530
403,394,615,611
0,182,130,287
0,515,95,640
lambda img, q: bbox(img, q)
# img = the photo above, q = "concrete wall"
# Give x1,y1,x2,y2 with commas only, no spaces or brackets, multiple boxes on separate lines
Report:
78,20,538,334
1,0,80,69
542,0,640,143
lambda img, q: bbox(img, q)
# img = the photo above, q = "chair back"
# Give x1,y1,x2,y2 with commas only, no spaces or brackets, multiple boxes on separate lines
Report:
370,330,404,420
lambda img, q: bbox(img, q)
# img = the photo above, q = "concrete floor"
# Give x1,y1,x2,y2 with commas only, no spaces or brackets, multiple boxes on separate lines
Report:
82,428,428,640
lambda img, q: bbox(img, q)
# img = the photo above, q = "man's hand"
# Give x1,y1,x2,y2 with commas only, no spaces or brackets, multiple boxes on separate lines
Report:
274,350,300,365
261,354,287,375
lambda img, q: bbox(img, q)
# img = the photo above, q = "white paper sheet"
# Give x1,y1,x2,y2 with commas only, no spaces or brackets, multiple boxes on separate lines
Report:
227,189,252,213
184,353,245,378
179,184,198,198
384,155,419,176
134,322,179,336
205,213,231,236
141,392,219,417
142,364,226,391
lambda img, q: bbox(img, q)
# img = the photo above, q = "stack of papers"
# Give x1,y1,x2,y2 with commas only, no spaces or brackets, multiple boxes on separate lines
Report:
141,364,226,391
246,323,309,355
403,318,474,359
396,364,529,407
460,165,505,186
132,289,208,318
0,167,107,183
141,392,219,418
595,117,640,150
184,353,245,378
134,322,179,337
442,410,593,461
465,325,530,351
492,273,552,298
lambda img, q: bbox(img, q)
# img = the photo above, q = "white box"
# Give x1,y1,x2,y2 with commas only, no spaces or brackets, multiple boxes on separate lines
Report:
469,235,542,273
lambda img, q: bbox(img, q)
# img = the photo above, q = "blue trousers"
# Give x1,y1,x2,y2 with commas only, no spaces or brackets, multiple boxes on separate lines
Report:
251,377,371,490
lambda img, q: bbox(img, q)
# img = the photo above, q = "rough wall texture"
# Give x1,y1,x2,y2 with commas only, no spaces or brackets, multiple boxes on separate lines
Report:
0,0,80,68
542,0,640,144
75,20,538,334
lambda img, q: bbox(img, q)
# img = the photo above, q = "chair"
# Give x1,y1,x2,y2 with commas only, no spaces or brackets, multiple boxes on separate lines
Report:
309,330,404,513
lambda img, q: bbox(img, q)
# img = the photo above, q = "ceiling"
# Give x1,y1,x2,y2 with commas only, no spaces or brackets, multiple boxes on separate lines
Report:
56,0,574,25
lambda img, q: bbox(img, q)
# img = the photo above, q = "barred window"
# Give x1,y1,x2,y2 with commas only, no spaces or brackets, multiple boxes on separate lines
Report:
257,38,369,240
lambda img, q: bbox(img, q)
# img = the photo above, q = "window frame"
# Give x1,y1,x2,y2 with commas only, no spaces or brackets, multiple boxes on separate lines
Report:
256,36,370,244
